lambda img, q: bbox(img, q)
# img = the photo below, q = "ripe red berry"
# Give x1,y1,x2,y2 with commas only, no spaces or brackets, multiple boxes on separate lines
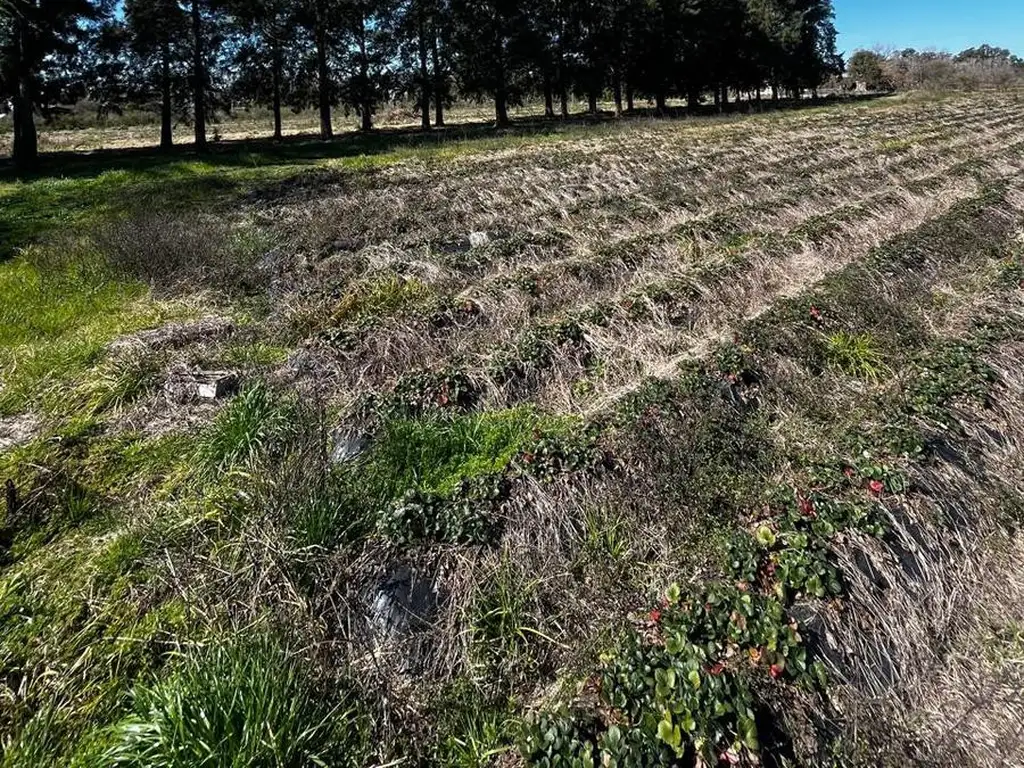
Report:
649,609,662,623
769,663,784,679
798,497,815,517
868,479,884,495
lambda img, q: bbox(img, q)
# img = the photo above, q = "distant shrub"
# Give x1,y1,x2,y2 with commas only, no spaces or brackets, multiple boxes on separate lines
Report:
876,45,1024,92
107,633,368,768
847,50,891,91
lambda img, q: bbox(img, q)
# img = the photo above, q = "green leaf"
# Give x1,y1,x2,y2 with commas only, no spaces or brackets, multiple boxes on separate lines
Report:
680,711,696,733
813,661,828,688
807,574,824,597
755,525,776,547
687,669,701,689
740,716,760,751
657,716,678,748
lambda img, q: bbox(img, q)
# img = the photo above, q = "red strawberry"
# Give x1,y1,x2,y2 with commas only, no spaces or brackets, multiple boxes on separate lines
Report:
718,750,740,766
798,497,815,517
649,609,662,623
769,663,784,679
868,479,884,495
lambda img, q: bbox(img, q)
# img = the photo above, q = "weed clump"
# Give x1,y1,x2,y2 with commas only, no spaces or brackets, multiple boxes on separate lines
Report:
363,408,603,545
332,273,435,324
824,331,888,380
107,633,367,768
97,214,271,297
194,382,297,477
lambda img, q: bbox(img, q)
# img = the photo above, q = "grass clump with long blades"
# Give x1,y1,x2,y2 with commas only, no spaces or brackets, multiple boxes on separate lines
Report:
824,331,889,380
194,382,298,478
107,633,368,768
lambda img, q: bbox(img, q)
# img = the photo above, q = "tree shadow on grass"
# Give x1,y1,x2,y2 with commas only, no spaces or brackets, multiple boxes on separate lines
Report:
0,94,885,183
0,94,885,258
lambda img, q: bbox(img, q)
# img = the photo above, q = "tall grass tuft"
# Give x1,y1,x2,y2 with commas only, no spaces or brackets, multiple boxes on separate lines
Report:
107,634,367,768
824,331,889,380
194,382,296,477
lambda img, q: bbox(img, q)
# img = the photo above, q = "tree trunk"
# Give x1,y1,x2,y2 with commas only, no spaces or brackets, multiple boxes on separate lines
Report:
495,86,509,127
626,84,635,112
557,15,569,118
315,5,333,139
655,91,667,115
613,76,623,118
271,40,283,140
358,25,372,132
417,6,431,130
587,90,598,115
714,86,721,111
771,82,778,102
12,95,37,172
494,47,509,127
160,40,173,149
686,88,700,111
430,25,444,127
191,0,207,150
721,85,729,108
543,74,555,118
11,17,37,171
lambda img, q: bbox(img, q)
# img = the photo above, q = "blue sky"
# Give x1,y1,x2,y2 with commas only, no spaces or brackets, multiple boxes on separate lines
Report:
834,0,1024,56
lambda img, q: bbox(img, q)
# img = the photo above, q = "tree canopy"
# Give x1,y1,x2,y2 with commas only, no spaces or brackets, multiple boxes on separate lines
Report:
3,0,851,164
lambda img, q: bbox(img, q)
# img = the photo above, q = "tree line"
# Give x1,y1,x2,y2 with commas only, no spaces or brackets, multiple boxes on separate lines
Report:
848,46,1024,92
1,0,843,169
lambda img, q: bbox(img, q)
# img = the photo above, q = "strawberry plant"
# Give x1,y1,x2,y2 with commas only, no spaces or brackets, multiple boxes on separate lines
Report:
523,464,893,766
489,318,590,384
515,423,607,480
377,475,508,545
372,368,478,418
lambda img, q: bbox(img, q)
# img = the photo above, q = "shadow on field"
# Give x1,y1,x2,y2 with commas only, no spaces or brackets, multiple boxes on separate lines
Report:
0,94,886,184
0,94,887,259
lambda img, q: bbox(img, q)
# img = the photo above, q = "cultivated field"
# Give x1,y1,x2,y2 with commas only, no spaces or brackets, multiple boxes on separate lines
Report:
1,91,1023,767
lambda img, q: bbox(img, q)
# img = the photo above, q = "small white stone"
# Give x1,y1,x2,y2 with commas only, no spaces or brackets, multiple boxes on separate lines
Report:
469,231,490,249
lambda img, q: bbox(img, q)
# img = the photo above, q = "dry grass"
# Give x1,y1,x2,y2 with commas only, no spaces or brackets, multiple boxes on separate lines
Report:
4,91,1024,767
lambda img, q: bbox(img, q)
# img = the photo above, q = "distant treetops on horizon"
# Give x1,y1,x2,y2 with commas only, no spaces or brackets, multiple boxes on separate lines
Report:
848,44,1024,91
